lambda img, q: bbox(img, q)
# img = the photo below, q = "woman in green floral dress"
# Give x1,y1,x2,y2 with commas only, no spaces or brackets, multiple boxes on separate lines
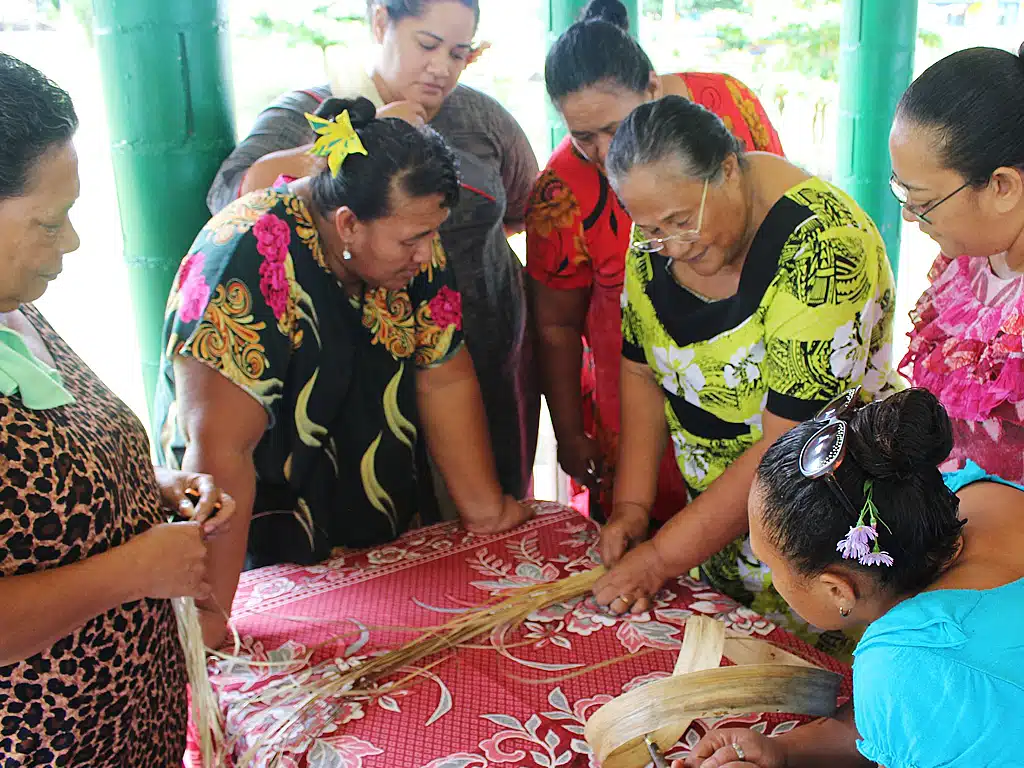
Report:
591,96,901,655
153,98,532,647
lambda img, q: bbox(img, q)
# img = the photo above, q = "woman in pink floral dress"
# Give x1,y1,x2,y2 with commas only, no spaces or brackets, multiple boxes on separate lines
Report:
892,45,1024,483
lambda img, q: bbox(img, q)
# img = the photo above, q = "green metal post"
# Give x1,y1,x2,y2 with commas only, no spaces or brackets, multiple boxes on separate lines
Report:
545,0,641,151
93,0,236,425
836,0,918,276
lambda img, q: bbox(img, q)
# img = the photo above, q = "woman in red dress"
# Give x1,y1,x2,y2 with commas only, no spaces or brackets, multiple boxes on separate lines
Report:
525,0,783,558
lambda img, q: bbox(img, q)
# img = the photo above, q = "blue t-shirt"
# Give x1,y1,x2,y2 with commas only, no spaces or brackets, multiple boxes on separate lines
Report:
853,462,1024,767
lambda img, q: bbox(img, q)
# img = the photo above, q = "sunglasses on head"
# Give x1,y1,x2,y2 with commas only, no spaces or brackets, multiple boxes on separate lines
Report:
798,387,865,518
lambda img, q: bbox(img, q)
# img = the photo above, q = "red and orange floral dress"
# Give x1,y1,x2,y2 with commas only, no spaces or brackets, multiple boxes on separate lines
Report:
153,186,465,567
525,72,784,520
901,252,1024,484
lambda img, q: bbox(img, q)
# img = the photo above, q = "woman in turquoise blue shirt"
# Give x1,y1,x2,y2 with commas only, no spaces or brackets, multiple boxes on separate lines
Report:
677,387,1024,768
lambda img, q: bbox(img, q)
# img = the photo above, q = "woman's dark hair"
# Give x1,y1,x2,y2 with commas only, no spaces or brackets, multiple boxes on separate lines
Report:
310,97,459,220
544,0,653,104
605,95,744,187
755,388,966,596
368,0,480,26
0,53,78,200
896,44,1024,185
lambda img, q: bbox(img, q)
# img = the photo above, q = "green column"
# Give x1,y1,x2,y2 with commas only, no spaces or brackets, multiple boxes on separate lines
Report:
836,0,918,276
93,0,236,425
545,0,640,151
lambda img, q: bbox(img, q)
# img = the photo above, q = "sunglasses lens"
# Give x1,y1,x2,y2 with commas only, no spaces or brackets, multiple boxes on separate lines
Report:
799,421,846,478
814,388,860,421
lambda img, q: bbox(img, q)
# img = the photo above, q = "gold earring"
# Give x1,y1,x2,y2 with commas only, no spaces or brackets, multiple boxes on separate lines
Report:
839,606,851,618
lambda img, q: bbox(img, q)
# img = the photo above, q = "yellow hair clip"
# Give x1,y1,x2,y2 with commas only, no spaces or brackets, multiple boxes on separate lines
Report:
305,109,368,178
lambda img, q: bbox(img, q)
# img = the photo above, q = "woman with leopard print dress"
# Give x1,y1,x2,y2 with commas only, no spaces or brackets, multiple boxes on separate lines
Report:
0,55,235,766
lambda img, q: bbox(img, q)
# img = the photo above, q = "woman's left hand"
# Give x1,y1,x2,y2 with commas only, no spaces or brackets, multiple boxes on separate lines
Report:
154,466,236,537
593,540,672,614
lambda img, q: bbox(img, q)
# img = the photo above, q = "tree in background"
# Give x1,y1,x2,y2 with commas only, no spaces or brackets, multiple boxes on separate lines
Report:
644,0,746,18
250,2,365,74
717,0,942,83
709,0,941,142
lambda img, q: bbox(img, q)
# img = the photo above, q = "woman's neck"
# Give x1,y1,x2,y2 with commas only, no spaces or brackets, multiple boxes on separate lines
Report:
1003,223,1024,272
291,180,363,297
725,167,761,272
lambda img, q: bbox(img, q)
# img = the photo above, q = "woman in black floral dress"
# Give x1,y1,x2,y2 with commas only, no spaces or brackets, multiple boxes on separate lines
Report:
154,97,533,647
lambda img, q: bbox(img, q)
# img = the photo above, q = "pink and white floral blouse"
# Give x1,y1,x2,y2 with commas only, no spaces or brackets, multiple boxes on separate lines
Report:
901,252,1024,483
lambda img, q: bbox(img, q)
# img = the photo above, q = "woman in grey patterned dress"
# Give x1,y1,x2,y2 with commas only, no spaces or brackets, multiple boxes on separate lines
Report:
207,0,540,505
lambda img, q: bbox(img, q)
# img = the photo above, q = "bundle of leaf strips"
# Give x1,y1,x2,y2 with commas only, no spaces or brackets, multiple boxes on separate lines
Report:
173,596,226,768
233,567,607,763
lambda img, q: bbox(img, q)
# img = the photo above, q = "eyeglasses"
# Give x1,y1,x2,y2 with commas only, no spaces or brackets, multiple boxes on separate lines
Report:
889,173,969,225
798,387,864,518
634,178,709,253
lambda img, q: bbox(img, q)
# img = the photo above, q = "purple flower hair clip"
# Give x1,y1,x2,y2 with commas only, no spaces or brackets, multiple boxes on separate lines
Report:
835,480,894,567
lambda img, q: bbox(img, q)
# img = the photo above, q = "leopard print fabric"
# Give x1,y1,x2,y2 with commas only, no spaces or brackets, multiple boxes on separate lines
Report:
0,306,186,767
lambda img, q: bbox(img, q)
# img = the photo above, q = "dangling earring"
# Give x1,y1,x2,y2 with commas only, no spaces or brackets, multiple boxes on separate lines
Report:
839,606,851,618
343,249,352,261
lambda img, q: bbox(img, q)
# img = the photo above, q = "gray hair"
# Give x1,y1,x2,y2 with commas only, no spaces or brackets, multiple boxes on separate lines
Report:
606,95,743,190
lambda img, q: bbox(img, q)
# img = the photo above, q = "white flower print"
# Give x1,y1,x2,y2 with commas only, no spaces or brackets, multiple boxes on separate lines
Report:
652,346,706,406
672,433,710,484
860,293,883,335
831,296,884,383
723,341,766,388
828,319,865,381
860,341,894,395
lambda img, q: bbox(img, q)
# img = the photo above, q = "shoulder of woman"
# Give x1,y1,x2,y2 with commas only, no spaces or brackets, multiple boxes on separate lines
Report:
196,190,301,256
527,167,576,209
772,176,880,238
444,84,524,131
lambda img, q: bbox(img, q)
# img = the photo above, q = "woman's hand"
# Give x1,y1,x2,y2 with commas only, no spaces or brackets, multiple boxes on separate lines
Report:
377,100,427,126
680,729,787,768
598,502,650,567
124,522,212,600
461,495,535,535
593,539,671,614
557,433,604,490
154,466,236,537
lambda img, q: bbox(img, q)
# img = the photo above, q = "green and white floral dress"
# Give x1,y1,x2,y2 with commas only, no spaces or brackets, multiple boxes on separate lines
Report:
621,176,902,655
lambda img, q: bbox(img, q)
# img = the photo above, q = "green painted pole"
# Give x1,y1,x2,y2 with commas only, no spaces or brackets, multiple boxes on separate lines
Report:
836,0,918,277
93,0,236,426
545,0,640,151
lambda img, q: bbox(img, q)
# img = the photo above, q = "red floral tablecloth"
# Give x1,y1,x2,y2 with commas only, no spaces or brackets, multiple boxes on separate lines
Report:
189,502,850,768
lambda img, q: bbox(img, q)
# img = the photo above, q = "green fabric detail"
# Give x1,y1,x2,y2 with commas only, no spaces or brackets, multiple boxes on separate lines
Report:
0,325,74,410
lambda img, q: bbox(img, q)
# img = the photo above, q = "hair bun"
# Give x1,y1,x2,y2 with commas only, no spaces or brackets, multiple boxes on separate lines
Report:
848,388,953,480
580,0,629,30
315,96,377,129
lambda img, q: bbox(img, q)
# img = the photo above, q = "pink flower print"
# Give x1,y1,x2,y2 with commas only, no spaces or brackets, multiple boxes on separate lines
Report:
253,212,291,255
177,251,210,324
254,214,292,320
428,285,463,331
836,525,876,560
